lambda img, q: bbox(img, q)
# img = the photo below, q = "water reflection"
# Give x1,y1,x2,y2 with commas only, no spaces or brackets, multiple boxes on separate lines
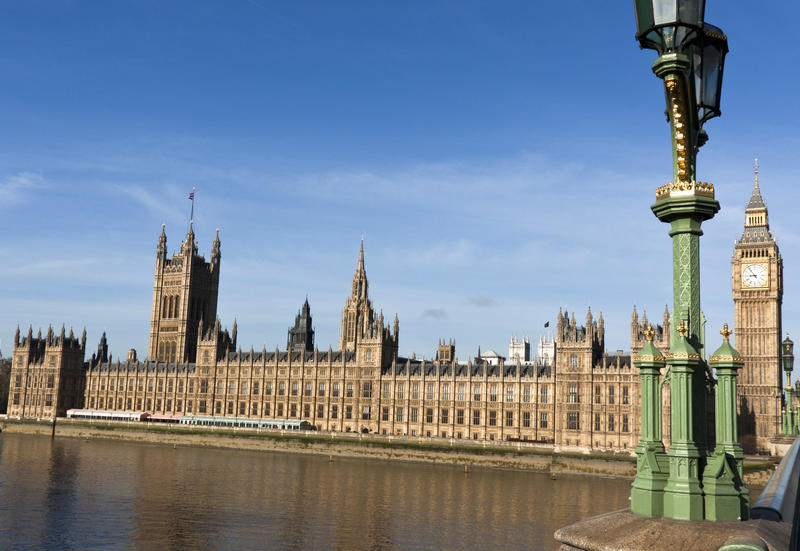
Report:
43,440,78,550
0,434,631,550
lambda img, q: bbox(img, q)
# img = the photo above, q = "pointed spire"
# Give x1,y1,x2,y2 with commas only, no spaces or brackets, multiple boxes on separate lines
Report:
14,326,20,346
157,223,167,259
747,158,766,210
182,220,197,256
350,238,369,299
211,227,221,263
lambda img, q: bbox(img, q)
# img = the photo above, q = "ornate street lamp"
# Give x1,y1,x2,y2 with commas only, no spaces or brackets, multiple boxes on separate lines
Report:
635,0,728,184
635,0,705,54
632,0,733,522
782,334,794,435
782,333,794,375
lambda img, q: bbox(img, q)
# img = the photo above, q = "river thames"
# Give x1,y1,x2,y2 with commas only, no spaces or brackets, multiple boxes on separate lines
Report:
0,432,632,550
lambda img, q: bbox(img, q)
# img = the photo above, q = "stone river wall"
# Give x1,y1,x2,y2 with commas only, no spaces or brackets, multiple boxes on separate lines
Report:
0,418,774,486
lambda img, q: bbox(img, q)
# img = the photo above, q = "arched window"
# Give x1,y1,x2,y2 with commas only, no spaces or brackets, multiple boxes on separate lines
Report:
162,299,168,318
570,354,578,368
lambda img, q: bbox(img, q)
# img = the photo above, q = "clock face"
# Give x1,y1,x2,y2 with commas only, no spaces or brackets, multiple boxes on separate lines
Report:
742,263,768,288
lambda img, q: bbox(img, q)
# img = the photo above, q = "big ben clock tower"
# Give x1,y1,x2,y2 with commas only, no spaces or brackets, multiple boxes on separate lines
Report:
733,160,784,453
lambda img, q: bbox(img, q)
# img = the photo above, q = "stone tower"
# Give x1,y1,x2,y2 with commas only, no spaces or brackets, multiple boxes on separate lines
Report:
148,223,221,364
509,335,530,362
338,240,399,367
554,307,604,448
339,239,371,354
7,325,86,418
732,161,783,453
630,305,670,356
437,339,456,362
288,297,315,353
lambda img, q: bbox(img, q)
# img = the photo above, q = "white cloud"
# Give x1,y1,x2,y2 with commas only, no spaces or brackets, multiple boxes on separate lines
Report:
0,172,44,206
113,184,184,220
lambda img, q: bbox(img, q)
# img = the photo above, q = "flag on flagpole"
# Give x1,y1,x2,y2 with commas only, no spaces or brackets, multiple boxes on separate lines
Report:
544,321,550,328
188,192,194,200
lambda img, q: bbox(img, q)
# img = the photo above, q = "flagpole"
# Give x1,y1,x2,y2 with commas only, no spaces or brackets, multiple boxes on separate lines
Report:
190,187,196,223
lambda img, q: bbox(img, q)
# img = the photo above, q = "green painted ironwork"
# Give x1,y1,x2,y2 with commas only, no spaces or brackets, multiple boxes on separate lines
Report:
662,329,705,521
631,334,669,517
704,329,749,521
783,387,794,435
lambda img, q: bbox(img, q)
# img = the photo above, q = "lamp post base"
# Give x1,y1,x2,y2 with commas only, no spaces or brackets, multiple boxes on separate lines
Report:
663,443,705,521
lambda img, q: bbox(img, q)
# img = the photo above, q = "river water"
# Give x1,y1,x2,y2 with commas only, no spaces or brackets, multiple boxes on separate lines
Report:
0,433,632,550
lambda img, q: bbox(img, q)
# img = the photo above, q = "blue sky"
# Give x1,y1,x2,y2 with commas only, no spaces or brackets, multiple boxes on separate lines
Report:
1,1,799,363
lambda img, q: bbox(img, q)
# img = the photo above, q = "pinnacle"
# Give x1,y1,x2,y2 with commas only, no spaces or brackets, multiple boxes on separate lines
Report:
357,238,365,272
746,158,766,210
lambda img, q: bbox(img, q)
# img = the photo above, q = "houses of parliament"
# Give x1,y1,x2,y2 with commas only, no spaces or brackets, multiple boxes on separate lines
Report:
6,172,786,453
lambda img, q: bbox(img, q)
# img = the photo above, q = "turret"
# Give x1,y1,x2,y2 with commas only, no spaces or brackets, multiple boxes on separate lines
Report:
598,311,605,341
231,319,238,347
182,220,198,256
96,332,109,364
211,228,221,266
14,326,20,347
157,224,167,262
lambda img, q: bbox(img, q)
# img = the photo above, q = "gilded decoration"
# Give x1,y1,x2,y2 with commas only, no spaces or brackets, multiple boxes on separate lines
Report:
666,352,701,360
664,77,689,182
708,354,743,362
655,181,715,200
636,354,666,362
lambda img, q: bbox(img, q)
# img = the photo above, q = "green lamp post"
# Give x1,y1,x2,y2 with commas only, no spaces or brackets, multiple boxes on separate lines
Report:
633,0,728,521
794,379,800,434
782,334,794,434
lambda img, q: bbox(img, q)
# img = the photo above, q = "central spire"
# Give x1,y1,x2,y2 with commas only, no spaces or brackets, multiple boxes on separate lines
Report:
357,236,365,273
351,238,368,300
